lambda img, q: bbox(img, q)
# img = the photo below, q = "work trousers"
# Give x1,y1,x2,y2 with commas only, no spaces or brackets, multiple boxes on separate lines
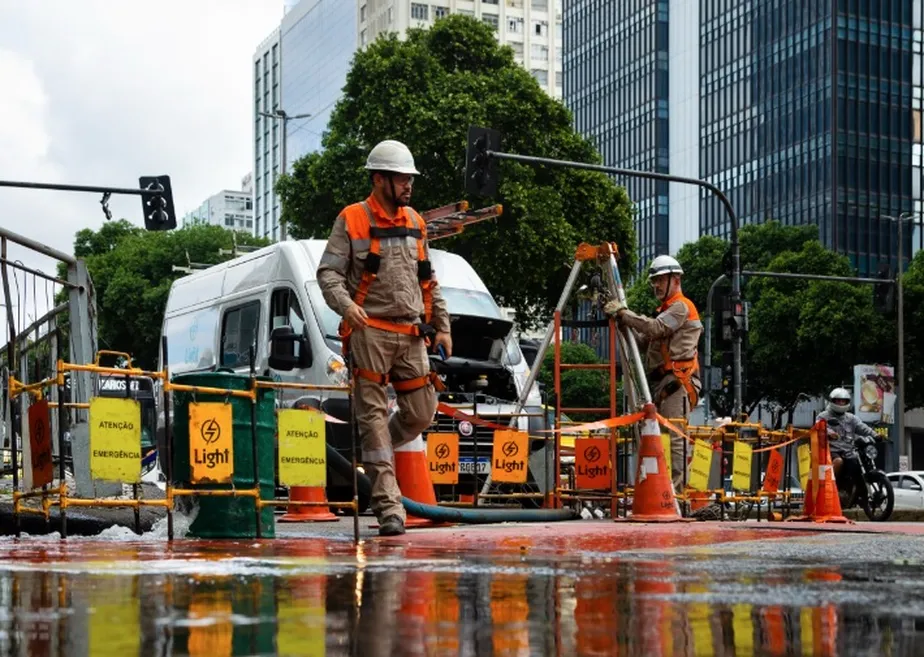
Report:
350,325,437,523
655,378,698,493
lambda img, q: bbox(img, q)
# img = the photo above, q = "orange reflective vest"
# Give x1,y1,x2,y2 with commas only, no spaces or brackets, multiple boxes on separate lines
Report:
339,200,443,393
656,293,701,407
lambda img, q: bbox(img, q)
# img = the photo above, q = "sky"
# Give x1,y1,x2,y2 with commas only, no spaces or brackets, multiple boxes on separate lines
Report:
0,0,283,343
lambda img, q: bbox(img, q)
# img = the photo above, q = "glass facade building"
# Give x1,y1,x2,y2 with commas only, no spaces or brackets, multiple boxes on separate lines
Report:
565,0,924,275
281,0,358,169
564,0,671,268
253,0,357,243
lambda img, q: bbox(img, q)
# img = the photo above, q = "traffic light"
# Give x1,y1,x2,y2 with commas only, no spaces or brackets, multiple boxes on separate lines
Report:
720,350,734,397
464,126,500,197
139,175,177,231
721,299,749,343
873,263,895,313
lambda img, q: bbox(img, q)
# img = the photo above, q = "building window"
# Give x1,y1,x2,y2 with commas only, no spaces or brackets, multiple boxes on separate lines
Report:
483,0,499,4
506,0,523,7
531,69,548,86
482,13,499,30
533,20,548,37
434,5,449,19
508,17,523,33
510,42,524,58
360,4,366,22
531,44,548,60
361,29,367,46
387,7,393,22
411,3,429,20
459,9,474,17
531,0,547,9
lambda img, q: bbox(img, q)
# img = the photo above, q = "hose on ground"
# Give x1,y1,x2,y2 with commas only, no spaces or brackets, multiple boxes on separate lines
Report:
326,444,577,524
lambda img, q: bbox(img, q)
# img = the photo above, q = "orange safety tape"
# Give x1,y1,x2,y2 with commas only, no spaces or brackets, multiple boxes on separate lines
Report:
657,414,696,444
752,433,803,453
435,403,512,431
553,411,645,434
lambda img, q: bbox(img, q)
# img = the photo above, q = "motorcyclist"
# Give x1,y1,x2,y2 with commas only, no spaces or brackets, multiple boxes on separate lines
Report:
816,387,878,477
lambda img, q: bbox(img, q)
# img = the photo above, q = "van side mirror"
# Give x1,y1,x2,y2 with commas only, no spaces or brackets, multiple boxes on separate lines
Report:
269,326,312,371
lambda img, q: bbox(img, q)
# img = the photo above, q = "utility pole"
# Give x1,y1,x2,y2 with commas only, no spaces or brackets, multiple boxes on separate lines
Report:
258,108,311,240
883,213,911,466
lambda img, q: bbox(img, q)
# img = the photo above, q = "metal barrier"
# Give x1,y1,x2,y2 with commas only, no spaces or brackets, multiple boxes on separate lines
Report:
5,341,361,542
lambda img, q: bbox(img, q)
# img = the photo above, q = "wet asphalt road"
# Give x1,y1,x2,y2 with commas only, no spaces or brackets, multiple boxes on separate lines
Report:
0,519,923,656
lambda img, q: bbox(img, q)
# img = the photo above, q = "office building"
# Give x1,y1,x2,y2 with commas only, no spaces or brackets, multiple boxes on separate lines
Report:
252,0,358,242
182,187,254,232
564,0,923,275
359,0,564,99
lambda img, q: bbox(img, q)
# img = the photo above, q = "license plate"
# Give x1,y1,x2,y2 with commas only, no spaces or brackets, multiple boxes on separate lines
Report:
459,457,491,475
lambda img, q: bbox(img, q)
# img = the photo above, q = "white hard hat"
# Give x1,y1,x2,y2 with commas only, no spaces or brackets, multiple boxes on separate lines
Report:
647,255,684,281
364,140,420,175
827,387,852,415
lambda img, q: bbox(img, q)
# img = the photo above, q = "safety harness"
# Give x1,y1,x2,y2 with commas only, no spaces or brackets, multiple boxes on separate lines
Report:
339,201,444,393
654,292,701,407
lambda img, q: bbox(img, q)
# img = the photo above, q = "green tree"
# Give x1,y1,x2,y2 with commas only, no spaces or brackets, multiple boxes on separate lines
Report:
275,15,635,327
59,221,269,369
624,222,890,416
538,341,616,421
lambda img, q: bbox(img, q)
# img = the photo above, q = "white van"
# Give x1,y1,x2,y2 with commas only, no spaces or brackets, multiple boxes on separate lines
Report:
157,240,543,507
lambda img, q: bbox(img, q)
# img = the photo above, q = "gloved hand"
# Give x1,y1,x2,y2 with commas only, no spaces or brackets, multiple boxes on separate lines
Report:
603,298,628,316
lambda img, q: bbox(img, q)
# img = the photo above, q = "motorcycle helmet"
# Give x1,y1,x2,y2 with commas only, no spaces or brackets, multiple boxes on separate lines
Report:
826,387,852,415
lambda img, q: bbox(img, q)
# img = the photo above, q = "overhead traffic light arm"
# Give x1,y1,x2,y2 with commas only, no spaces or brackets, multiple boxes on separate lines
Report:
0,176,177,231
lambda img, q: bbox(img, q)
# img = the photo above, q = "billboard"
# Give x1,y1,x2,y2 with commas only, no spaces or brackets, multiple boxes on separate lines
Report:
853,364,896,425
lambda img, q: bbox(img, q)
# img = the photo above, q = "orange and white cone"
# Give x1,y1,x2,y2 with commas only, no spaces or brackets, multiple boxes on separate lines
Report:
278,485,339,523
789,420,850,524
625,403,689,522
394,435,440,528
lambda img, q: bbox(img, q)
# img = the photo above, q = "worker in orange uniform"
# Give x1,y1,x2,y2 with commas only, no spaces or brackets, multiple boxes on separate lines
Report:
605,255,702,493
317,140,452,536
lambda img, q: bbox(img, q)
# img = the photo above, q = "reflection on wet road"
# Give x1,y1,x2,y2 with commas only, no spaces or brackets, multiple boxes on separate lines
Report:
0,524,923,656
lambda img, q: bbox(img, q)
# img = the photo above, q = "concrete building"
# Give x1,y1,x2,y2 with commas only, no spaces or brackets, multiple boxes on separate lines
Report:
253,26,282,241
359,0,564,99
564,0,924,275
181,188,253,232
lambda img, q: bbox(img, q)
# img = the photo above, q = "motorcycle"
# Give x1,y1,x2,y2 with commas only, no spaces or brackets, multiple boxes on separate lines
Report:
833,432,894,521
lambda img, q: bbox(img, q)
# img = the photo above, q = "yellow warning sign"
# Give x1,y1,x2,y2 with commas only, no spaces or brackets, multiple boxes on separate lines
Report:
491,430,528,483
797,443,812,491
278,409,326,487
427,432,459,484
661,433,672,476
687,439,713,492
89,396,141,483
732,441,753,491
189,402,234,483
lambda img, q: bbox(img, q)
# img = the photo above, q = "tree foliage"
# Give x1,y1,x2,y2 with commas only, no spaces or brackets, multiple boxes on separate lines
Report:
59,221,269,370
538,341,615,421
626,222,891,415
902,250,924,410
275,15,635,327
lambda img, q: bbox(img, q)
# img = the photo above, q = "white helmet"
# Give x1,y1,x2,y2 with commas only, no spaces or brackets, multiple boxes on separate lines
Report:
364,140,420,175
648,255,684,281
826,387,852,415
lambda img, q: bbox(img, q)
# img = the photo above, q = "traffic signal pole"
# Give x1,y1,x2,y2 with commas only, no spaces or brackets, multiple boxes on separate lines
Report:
466,129,746,416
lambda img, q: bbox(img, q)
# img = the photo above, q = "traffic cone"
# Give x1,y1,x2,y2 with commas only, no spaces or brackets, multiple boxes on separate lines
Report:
624,403,690,523
394,435,440,528
789,420,850,524
278,485,339,523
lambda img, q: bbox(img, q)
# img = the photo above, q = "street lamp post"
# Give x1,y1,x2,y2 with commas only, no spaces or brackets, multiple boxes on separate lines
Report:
258,108,311,239
883,212,912,464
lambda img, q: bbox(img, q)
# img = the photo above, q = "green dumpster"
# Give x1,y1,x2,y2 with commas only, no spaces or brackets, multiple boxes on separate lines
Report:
171,371,276,538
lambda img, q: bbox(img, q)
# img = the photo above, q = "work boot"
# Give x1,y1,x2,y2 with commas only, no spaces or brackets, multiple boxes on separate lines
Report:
378,515,406,536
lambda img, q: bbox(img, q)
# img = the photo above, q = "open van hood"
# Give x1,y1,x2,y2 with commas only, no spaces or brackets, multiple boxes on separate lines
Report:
448,313,513,362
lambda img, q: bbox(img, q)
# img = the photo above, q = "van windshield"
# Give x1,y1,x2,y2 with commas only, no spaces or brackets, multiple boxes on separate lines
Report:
306,283,504,339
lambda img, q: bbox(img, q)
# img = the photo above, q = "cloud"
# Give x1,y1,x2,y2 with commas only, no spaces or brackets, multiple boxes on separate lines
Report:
0,0,282,342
